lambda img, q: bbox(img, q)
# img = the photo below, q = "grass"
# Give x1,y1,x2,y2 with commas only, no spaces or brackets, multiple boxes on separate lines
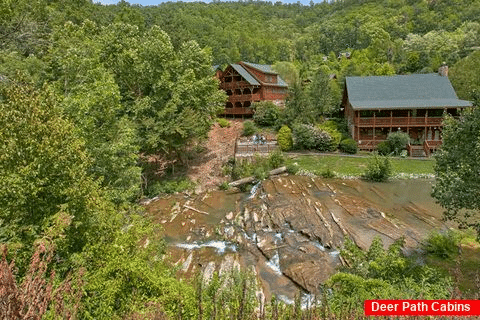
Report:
425,230,480,297
286,154,435,177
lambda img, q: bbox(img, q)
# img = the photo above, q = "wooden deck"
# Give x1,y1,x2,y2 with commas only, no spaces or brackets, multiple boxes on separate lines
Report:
224,107,254,115
355,116,443,127
234,138,278,159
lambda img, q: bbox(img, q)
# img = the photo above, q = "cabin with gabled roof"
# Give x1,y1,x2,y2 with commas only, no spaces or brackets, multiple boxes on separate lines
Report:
343,70,472,156
217,61,288,116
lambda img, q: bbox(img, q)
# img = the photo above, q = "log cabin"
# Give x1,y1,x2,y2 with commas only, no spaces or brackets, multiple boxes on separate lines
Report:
343,68,472,156
217,62,288,116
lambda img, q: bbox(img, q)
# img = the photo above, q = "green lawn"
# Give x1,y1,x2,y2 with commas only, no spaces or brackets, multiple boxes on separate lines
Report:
286,154,435,177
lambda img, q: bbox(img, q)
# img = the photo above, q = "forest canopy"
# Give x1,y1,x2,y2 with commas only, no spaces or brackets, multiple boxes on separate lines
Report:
1,0,479,317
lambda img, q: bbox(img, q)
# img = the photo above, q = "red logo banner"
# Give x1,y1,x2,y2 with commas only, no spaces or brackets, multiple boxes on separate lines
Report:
365,300,480,316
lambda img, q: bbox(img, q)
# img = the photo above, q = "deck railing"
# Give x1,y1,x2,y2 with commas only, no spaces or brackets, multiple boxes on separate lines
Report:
235,137,278,158
355,117,443,127
221,81,257,90
228,94,261,102
224,107,254,115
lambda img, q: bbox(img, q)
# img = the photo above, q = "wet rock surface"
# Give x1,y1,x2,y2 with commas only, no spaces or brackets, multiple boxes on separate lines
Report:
145,176,446,300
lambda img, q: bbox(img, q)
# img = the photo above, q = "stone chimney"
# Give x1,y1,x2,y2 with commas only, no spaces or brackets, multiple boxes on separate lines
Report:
438,63,448,77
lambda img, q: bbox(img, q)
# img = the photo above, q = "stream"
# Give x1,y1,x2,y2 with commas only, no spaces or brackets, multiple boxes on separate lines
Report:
145,175,447,302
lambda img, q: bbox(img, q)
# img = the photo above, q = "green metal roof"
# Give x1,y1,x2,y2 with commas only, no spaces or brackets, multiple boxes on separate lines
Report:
346,74,472,110
231,64,260,86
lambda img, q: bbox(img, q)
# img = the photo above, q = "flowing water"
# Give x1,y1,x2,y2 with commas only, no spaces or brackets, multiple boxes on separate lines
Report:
146,176,446,301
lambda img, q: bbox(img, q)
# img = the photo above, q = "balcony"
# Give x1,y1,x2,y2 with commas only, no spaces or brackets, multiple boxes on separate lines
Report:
355,117,443,127
223,107,254,115
221,81,256,90
228,94,261,102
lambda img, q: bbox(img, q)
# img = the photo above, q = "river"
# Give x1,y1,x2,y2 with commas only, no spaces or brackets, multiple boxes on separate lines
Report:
145,176,446,302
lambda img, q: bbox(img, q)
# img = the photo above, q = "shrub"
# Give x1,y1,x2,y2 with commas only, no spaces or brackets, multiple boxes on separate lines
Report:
364,154,392,182
219,181,230,190
253,166,268,180
318,121,342,150
268,150,285,168
339,138,357,154
376,141,391,155
387,131,410,155
242,120,257,137
286,163,299,174
277,125,293,151
146,177,195,197
320,167,335,178
292,123,333,151
216,117,230,128
253,101,281,127
292,123,317,149
423,231,460,259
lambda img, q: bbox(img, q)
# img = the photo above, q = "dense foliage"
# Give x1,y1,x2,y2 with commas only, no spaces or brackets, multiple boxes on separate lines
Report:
432,104,480,237
1,0,479,317
253,101,281,127
339,138,358,154
386,131,411,155
364,154,393,182
292,123,334,151
277,125,293,151
326,237,452,315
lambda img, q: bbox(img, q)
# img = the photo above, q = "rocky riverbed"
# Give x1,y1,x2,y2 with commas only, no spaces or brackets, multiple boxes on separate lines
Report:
145,175,447,301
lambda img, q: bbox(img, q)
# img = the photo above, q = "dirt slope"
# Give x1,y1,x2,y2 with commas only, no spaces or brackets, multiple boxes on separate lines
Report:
187,119,243,191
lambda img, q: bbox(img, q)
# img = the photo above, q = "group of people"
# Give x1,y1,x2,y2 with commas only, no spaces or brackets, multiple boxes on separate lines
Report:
252,134,267,145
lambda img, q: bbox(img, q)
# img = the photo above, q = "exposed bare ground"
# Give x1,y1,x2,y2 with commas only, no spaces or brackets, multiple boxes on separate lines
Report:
186,119,243,191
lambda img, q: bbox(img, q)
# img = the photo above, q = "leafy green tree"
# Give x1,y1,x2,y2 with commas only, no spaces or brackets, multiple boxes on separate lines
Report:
450,51,480,101
308,70,339,116
0,80,98,266
49,21,142,203
79,215,197,319
99,24,226,156
326,237,452,315
432,105,480,237
253,101,281,127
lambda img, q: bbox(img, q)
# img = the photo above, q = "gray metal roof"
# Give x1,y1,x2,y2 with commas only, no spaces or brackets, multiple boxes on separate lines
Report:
231,64,260,86
241,61,276,74
346,74,472,110
241,61,288,88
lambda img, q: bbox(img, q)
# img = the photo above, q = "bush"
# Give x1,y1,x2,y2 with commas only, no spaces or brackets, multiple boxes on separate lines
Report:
219,181,230,190
376,141,392,155
146,177,195,197
364,154,392,182
286,163,299,174
423,231,460,259
387,131,410,155
292,123,317,149
216,117,230,128
292,123,333,151
268,150,285,168
277,125,293,151
242,120,257,137
318,121,342,150
320,167,335,178
253,166,268,180
253,101,281,126
339,138,357,154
